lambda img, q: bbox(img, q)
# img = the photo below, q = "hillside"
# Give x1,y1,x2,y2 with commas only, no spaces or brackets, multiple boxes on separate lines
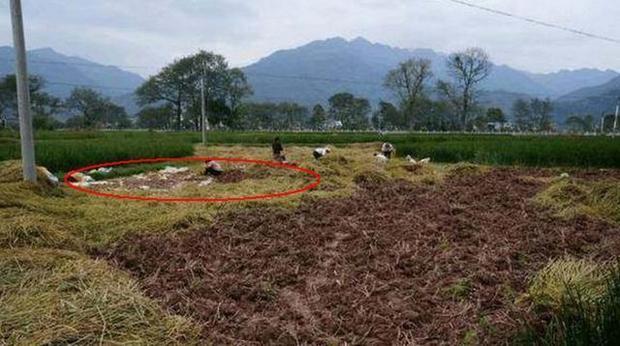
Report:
0,46,144,98
554,76,620,119
529,68,619,97
242,37,618,107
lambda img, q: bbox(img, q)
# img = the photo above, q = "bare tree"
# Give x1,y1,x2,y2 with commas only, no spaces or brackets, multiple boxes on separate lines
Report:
441,48,492,129
384,58,433,128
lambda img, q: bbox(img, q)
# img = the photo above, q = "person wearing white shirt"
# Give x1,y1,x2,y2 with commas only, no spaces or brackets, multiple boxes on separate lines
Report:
313,147,331,160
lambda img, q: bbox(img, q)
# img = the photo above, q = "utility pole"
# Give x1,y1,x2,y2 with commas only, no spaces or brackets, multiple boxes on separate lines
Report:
600,112,606,134
9,0,36,182
200,64,209,146
614,96,619,136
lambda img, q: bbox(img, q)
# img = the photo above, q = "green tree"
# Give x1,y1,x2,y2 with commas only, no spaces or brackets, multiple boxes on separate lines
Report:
66,87,130,129
136,51,251,131
384,58,433,128
438,48,492,129
135,56,193,130
0,74,59,129
224,68,253,120
328,92,370,130
512,99,532,131
310,104,327,130
486,107,506,123
373,101,402,130
137,105,174,130
566,114,595,133
238,102,309,130
530,98,554,131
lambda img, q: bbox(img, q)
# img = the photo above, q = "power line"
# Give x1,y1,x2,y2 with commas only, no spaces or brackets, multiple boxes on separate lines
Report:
1,57,388,91
244,71,381,86
45,81,136,91
1,57,152,70
443,0,620,44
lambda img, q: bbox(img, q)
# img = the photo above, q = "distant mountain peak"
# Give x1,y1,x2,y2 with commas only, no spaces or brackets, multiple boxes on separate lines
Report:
0,47,145,99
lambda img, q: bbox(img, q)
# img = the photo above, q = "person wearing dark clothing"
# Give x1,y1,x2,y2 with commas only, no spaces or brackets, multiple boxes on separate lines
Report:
272,137,286,162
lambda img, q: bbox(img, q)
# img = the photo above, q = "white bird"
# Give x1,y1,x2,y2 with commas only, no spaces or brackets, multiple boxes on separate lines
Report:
405,155,431,165
419,158,431,164
374,152,389,163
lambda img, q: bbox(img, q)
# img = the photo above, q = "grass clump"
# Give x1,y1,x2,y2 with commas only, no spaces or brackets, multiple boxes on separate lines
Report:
526,258,608,310
519,262,620,345
444,278,472,301
448,162,486,176
0,248,200,345
536,179,620,224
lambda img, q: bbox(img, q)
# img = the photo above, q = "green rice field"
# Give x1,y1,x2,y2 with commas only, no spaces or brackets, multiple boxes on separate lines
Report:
1,130,619,172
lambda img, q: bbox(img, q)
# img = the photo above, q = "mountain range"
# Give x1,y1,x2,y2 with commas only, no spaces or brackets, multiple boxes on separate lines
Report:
0,46,143,116
242,37,619,112
1,38,619,122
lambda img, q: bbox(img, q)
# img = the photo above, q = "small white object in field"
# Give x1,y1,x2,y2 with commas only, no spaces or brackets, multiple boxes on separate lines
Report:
71,172,94,183
160,166,190,174
88,181,109,186
198,178,214,187
140,185,150,190
88,167,113,175
560,173,570,179
313,147,331,159
374,152,389,163
39,167,59,186
405,155,431,165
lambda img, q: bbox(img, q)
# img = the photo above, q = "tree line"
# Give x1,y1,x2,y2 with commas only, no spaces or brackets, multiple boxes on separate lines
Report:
133,47,499,131
0,47,573,132
0,74,132,130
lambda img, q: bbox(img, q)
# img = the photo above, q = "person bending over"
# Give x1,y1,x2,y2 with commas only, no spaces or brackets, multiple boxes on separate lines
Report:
204,160,223,176
313,146,331,160
381,142,395,159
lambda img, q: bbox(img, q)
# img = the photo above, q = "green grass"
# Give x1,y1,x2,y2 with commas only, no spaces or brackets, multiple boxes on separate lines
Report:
519,263,620,345
2,130,620,173
536,179,620,224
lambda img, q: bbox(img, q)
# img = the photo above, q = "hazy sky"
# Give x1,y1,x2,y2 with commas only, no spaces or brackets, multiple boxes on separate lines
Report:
0,0,618,77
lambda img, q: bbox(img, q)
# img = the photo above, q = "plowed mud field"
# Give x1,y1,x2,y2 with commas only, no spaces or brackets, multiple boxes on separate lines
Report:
102,168,620,344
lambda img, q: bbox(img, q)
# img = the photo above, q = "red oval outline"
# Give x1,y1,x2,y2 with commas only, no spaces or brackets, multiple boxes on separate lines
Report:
63,157,321,203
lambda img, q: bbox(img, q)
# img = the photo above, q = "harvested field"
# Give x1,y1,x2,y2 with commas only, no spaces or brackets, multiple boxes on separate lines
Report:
104,168,620,344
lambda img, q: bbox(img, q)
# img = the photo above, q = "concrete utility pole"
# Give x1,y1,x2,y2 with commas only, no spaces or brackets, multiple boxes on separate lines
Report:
614,97,620,136
200,64,209,146
9,0,36,182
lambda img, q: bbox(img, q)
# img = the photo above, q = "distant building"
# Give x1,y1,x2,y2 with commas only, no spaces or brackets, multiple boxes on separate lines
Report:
325,119,343,130
486,121,514,132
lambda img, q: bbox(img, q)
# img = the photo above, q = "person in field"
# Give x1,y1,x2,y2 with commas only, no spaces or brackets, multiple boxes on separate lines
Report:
381,142,395,159
272,137,286,162
204,160,223,176
313,146,331,160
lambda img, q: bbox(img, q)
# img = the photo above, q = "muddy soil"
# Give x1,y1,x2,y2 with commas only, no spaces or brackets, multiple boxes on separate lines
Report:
103,168,620,345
